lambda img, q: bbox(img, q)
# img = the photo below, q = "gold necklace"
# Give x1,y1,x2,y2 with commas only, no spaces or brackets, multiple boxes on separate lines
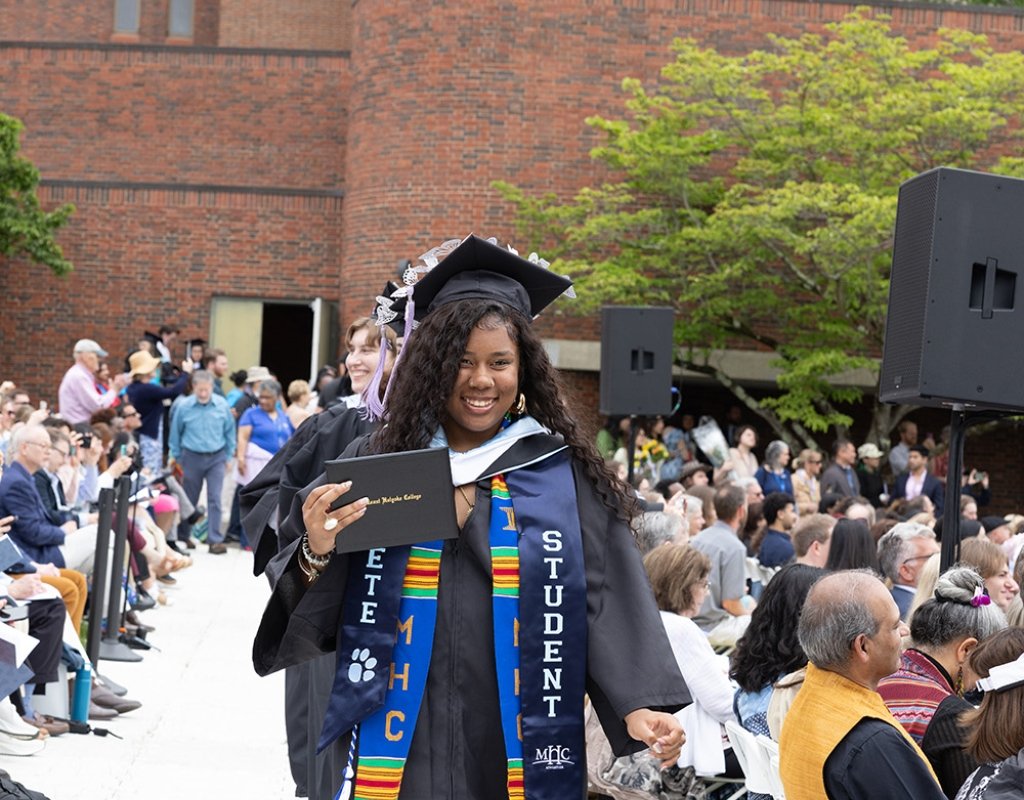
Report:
456,484,476,509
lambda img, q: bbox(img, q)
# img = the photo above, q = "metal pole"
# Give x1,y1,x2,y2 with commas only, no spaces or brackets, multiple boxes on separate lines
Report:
939,408,966,573
85,488,114,666
99,476,142,662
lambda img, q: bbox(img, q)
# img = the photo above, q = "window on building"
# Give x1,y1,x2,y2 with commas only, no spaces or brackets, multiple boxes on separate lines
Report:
168,0,194,38
114,0,140,33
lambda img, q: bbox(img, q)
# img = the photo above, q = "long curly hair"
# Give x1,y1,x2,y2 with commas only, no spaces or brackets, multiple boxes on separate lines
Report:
730,563,827,693
370,299,632,517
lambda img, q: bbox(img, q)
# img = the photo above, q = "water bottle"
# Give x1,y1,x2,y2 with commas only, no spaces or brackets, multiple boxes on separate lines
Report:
71,663,92,723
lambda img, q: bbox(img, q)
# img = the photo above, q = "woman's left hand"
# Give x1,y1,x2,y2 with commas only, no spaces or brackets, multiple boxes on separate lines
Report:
624,708,685,768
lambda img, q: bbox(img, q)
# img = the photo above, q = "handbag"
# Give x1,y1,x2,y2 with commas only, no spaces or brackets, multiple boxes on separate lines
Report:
585,702,707,800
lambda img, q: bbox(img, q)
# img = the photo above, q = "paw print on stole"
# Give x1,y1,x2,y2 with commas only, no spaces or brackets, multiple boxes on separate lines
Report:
348,648,378,683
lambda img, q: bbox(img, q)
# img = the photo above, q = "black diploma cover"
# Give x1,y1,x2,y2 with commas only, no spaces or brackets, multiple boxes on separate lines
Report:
324,446,458,554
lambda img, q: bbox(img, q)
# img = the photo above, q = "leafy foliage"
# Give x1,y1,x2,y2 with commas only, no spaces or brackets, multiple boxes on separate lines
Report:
497,9,1024,443
0,113,74,276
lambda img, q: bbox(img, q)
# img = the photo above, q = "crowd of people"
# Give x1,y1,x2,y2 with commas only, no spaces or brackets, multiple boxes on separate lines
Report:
0,325,359,794
3,240,1024,800
610,411,1023,800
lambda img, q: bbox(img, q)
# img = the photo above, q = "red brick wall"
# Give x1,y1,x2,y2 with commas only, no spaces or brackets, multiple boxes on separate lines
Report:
335,0,1024,328
219,0,350,50
0,1,220,45
0,185,343,404
0,44,348,188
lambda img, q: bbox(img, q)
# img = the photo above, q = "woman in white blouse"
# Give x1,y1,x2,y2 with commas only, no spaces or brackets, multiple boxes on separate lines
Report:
728,425,759,481
643,544,742,778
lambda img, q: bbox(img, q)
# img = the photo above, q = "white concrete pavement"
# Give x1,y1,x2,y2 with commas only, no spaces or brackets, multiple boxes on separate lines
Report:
3,545,296,800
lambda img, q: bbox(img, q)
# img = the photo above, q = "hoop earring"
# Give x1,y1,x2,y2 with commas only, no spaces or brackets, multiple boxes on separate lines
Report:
511,393,527,417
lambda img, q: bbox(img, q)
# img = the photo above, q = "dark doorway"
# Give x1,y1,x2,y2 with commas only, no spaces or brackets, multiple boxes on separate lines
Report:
260,303,314,390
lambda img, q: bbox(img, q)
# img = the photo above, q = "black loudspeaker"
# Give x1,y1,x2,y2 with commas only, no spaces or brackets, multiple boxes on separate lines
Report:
599,306,675,416
880,167,1024,411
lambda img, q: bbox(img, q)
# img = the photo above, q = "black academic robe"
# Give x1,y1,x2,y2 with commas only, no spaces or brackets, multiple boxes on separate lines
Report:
239,405,376,576
253,434,691,800
823,719,947,800
240,405,377,798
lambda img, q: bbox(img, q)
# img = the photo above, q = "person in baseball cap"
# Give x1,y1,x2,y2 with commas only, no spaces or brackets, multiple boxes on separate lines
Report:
58,338,127,424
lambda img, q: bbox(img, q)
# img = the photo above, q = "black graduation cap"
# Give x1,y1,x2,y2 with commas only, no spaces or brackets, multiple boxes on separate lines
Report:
187,338,208,349
398,235,573,322
141,331,161,347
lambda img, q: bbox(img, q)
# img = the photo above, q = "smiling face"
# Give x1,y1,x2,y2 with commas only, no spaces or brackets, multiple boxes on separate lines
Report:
345,326,395,395
443,320,519,452
986,563,1020,611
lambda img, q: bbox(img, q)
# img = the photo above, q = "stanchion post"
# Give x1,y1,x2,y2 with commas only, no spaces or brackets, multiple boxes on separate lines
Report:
86,487,114,666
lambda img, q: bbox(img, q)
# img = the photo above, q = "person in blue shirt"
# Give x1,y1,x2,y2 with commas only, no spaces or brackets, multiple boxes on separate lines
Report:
755,439,793,496
168,370,235,554
758,491,797,568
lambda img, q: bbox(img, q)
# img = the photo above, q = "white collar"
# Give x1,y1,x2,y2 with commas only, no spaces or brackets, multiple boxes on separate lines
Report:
430,416,550,486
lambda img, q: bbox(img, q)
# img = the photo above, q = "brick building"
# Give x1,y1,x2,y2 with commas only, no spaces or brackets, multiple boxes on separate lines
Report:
3,0,1024,508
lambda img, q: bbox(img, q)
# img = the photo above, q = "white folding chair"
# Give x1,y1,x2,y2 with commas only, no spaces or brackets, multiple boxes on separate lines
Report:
724,719,775,795
699,775,747,800
757,734,786,799
759,563,781,587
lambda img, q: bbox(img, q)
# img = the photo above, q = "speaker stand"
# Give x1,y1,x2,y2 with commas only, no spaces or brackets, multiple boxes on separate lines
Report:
626,417,637,486
939,407,1006,571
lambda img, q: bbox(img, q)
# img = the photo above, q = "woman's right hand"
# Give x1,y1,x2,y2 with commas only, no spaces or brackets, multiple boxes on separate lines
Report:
303,481,369,557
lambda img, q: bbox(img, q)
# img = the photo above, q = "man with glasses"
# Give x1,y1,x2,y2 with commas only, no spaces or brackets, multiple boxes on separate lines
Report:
877,522,941,621
33,429,98,531
0,425,100,573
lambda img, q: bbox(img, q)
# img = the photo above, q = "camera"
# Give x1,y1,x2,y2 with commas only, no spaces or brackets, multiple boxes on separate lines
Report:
80,432,92,450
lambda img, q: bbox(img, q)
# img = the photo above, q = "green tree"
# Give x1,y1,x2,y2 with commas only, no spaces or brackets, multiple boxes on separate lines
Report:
497,9,1024,447
0,113,74,276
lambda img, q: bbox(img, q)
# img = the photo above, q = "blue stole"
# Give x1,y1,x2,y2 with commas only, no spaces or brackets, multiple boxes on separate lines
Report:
318,449,587,799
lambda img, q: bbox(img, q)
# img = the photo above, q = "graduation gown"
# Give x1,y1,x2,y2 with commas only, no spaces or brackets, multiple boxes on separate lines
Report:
239,404,376,576
253,433,691,800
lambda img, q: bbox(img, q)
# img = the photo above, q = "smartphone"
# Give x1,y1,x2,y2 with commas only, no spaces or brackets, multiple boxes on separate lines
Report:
0,604,29,622
120,445,128,456
39,401,47,412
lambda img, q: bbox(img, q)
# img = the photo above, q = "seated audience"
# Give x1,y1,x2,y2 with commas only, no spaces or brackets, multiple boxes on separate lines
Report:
878,522,941,621
856,443,887,508
285,380,313,430
755,440,793,496
691,484,755,646
634,511,685,555
825,518,881,573
779,571,946,799
959,538,1020,615
728,424,759,481
0,426,98,573
758,491,797,568
731,564,826,758
793,513,836,568
878,566,1007,798
955,627,1024,799
643,544,741,778
791,448,823,516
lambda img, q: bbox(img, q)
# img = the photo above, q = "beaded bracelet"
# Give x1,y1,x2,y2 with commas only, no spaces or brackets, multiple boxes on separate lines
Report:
302,531,333,570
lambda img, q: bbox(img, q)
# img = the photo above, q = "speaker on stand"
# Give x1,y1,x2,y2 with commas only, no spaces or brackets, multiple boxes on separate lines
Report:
599,306,676,484
880,167,1024,569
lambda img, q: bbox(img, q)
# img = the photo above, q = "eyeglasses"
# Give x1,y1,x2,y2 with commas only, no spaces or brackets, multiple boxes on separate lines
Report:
807,459,823,464
54,449,70,460
902,555,934,566
123,411,140,418
26,441,51,451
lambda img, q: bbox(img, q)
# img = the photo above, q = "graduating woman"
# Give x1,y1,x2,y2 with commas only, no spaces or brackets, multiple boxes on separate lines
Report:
253,236,689,800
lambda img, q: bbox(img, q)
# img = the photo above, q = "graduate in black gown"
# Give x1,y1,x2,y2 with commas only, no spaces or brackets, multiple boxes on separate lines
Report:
252,236,691,800
241,315,397,798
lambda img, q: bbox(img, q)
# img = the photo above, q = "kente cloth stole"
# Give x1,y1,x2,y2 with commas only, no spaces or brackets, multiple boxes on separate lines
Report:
321,451,587,800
